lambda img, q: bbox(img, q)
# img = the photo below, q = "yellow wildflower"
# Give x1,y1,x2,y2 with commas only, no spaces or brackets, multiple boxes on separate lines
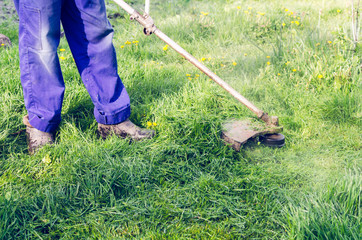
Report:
132,40,139,44
248,7,253,10
267,61,271,65
220,63,225,67
208,57,212,61
59,56,66,60
121,45,125,48
195,74,200,77
244,10,249,14
317,74,323,79
125,41,132,45
328,41,332,44
1,43,4,46
257,12,265,16
186,74,191,77
59,48,65,52
285,61,290,65
282,23,286,27
147,122,152,127
188,77,192,81
200,11,209,16
201,57,206,61
277,73,281,76
244,53,248,56
153,122,157,126
163,45,168,51
315,43,320,47
292,69,297,72
337,9,341,13
291,21,294,24
232,61,237,66
285,8,289,12
42,155,51,164
237,6,241,10
295,21,300,25
266,56,270,58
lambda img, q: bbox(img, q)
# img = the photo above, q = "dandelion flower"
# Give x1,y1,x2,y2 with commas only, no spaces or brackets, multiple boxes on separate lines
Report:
237,6,241,10
1,43,4,46
317,74,323,79
208,57,212,61
125,41,132,45
201,57,206,61
266,56,270,58
285,9,289,12
188,77,192,81
278,73,281,76
153,122,157,126
147,122,152,127
328,41,332,44
59,48,65,52
292,69,297,72
267,61,271,65
337,9,341,13
42,155,51,164
232,61,237,66
121,45,125,48
195,74,200,77
163,45,168,51
282,22,286,27
186,74,191,77
220,63,225,67
132,40,139,44
200,11,209,16
285,61,290,65
291,21,294,24
244,10,249,14
257,12,265,16
59,56,66,60
244,53,248,56
248,7,253,10
315,43,320,47
295,21,300,25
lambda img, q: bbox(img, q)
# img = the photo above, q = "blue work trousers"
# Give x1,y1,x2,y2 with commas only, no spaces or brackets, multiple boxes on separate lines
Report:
14,0,131,133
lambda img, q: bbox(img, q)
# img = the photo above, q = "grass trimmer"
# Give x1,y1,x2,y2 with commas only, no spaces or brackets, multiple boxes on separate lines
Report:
113,0,285,150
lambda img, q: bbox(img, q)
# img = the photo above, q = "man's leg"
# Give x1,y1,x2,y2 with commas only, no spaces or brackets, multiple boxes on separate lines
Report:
14,0,64,153
61,0,131,125
61,0,154,140
15,0,64,133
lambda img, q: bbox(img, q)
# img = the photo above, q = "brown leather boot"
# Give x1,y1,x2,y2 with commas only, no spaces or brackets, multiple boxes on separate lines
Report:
23,115,55,155
98,119,155,141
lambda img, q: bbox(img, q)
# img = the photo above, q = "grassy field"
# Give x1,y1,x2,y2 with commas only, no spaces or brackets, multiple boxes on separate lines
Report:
0,0,361,239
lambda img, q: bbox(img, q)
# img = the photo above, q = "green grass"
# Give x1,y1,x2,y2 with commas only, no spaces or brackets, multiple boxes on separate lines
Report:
0,0,361,239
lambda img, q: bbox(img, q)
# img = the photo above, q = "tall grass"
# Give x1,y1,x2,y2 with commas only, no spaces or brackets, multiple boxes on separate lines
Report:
0,0,361,239
284,170,361,240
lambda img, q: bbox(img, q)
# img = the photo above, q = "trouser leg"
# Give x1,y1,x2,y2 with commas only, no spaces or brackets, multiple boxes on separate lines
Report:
61,0,131,125
14,0,64,133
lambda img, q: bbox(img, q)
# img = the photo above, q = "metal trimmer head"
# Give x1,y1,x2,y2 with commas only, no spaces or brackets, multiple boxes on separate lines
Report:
221,119,283,151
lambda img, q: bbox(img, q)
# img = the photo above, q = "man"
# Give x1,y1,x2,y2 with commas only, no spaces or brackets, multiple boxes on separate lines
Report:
14,0,154,154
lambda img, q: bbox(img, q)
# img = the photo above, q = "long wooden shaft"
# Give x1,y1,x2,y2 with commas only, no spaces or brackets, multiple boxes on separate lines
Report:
112,0,268,121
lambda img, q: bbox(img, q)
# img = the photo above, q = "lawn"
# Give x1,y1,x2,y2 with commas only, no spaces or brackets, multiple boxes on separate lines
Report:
0,0,361,239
